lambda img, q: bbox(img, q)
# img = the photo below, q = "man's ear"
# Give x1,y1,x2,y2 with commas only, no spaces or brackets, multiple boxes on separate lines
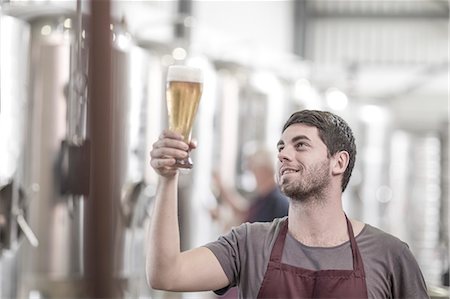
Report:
331,151,349,176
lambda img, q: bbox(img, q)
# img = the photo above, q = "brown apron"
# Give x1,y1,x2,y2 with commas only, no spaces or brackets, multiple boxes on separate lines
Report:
257,215,368,298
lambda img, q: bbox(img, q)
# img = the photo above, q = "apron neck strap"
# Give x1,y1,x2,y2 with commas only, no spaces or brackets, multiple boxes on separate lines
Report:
270,219,289,263
344,214,365,274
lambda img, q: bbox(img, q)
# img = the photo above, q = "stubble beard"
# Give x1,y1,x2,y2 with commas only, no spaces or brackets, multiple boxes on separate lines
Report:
280,159,331,204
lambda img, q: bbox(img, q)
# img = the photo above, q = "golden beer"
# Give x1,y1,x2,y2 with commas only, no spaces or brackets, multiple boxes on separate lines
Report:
166,65,203,168
166,81,202,143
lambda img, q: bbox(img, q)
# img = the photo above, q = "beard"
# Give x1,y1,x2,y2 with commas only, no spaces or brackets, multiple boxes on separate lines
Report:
280,159,331,203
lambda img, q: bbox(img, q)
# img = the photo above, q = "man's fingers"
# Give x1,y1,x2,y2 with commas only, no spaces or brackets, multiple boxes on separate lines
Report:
150,147,188,159
153,138,189,151
189,139,198,150
159,129,184,141
150,131,198,177
151,158,176,169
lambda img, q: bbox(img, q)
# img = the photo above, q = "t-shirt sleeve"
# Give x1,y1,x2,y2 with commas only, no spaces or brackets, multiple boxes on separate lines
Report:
203,224,248,295
392,244,429,299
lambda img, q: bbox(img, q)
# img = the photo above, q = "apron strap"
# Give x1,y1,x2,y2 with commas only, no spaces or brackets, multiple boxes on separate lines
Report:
344,214,366,276
269,218,289,263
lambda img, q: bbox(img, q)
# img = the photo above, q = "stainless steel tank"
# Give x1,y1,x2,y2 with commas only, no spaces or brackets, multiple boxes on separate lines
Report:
15,14,159,297
17,15,87,298
0,14,31,299
109,35,160,297
213,63,287,192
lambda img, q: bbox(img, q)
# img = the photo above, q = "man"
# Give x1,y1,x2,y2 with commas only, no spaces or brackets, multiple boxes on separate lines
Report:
212,147,289,227
147,110,429,298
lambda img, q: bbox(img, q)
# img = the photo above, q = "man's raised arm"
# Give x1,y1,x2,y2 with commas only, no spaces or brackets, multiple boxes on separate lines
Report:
146,130,230,292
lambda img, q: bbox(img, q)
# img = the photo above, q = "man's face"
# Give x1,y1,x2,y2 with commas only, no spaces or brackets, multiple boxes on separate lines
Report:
276,123,332,201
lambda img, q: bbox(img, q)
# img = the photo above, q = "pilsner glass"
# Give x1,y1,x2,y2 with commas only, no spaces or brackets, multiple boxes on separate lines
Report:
166,65,203,169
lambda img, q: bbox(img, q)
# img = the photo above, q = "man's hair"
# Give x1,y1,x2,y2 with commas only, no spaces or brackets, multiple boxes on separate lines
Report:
282,110,356,192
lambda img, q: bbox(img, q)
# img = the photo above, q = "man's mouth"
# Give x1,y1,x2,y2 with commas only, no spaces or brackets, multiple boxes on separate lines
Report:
280,168,299,176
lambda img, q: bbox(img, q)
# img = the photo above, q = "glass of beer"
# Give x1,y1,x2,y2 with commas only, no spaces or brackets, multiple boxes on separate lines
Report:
166,65,203,169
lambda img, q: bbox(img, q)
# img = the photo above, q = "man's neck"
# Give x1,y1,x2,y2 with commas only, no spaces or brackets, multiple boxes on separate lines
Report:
288,196,349,247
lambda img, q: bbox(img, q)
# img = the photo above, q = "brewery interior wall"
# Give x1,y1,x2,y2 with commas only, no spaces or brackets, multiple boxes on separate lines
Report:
0,0,448,298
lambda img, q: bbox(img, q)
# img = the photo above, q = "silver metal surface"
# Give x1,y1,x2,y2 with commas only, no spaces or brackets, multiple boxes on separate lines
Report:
0,15,29,187
18,16,86,298
0,14,30,299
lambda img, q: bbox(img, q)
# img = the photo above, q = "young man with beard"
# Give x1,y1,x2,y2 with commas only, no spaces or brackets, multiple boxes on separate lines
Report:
147,110,429,298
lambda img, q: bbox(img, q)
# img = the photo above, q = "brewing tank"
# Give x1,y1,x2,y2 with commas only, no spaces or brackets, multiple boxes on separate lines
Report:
14,14,160,297
16,16,88,297
0,15,31,299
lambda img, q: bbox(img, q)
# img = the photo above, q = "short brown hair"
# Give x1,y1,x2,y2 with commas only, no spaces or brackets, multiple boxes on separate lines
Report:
282,110,356,192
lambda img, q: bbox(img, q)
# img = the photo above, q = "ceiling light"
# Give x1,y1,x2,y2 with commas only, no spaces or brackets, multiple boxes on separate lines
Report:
326,88,348,111
40,25,51,36
172,47,187,60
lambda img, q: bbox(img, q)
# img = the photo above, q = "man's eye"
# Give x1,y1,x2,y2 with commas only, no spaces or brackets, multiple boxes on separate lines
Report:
277,147,284,152
295,143,306,149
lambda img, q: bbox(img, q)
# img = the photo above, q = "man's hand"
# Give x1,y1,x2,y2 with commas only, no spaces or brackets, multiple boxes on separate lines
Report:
150,130,197,177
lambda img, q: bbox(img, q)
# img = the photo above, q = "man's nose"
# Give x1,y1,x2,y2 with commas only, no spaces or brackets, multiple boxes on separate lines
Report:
278,147,292,162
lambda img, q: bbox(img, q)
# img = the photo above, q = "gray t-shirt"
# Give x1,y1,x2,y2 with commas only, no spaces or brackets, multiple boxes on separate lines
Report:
204,217,429,299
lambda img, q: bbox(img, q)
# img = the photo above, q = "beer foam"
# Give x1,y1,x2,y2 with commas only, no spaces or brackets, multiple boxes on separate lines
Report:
167,65,203,83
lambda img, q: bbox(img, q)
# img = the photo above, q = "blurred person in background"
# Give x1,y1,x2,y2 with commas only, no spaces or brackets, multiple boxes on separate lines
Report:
210,147,289,229
146,109,429,298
